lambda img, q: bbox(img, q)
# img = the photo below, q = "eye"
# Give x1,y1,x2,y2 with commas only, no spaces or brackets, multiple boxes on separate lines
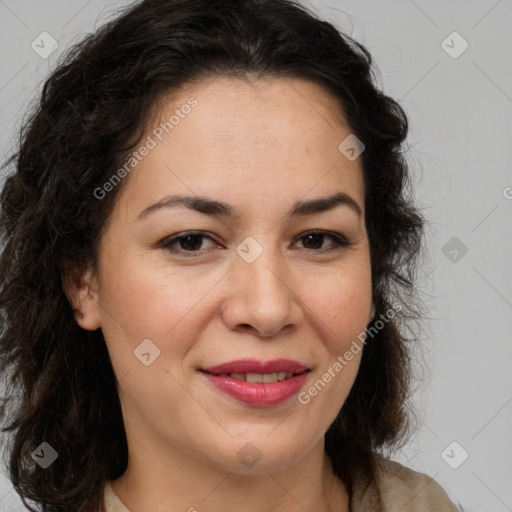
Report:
160,231,220,254
293,230,351,252
159,230,351,257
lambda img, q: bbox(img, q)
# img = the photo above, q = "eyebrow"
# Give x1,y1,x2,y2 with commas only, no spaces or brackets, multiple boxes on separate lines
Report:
137,191,362,221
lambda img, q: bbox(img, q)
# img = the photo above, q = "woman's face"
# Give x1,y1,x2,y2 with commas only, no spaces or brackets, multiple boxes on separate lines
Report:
75,76,373,473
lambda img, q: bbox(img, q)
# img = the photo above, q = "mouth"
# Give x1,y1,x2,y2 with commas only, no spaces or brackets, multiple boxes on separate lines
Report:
200,371,305,383
201,358,309,375
199,359,311,407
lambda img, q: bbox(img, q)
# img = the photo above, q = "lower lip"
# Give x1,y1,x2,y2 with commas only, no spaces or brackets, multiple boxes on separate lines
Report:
201,372,309,407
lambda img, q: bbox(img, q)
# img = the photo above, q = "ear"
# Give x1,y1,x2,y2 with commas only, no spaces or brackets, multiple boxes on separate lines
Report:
62,265,101,331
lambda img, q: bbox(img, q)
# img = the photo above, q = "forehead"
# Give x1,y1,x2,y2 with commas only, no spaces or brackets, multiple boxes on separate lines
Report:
151,75,351,146
113,76,365,222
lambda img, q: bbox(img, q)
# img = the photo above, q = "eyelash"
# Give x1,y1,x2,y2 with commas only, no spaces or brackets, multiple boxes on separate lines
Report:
159,230,351,256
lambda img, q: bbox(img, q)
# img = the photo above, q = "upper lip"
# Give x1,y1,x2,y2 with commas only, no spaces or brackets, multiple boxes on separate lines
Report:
201,359,309,374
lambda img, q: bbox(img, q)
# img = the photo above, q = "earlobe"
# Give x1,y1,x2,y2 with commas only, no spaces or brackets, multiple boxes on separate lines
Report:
62,266,101,331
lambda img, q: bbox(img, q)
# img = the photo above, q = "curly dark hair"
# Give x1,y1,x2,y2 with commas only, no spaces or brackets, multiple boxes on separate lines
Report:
0,0,426,510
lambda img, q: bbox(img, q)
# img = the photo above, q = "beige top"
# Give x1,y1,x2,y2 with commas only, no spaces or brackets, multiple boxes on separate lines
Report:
103,458,459,511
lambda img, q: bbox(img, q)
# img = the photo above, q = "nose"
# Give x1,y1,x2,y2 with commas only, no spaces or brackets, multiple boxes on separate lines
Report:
220,244,304,338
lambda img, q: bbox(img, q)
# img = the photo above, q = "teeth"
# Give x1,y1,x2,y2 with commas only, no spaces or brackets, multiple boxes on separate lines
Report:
262,373,278,383
219,372,296,383
246,372,263,383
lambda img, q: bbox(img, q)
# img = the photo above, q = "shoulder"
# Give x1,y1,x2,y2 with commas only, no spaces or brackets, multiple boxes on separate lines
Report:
351,456,460,512
374,457,459,511
103,480,132,512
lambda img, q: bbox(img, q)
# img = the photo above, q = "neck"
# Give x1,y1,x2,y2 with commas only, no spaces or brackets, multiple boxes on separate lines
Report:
111,437,350,512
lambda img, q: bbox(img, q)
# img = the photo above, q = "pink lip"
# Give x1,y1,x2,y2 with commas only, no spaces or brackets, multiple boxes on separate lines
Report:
202,358,309,374
200,359,310,407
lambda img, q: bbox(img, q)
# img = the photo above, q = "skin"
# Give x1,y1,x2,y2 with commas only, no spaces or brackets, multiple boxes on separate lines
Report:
68,76,374,512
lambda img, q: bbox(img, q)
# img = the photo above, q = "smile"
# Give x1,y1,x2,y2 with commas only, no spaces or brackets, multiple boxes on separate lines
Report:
200,359,310,407
209,372,296,383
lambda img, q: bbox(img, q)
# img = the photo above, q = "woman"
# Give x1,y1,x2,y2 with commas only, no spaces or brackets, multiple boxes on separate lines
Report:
0,0,460,510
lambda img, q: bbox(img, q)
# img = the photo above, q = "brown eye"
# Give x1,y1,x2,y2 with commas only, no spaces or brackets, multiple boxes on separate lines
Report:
174,234,204,251
301,233,324,249
160,232,218,254
295,231,350,251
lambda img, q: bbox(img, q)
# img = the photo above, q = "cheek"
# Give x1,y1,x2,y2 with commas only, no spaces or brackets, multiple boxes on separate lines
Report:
98,253,225,340
298,271,370,421
306,267,372,353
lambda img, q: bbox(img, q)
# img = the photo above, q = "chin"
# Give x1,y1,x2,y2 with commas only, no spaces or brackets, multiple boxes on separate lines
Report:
203,430,319,475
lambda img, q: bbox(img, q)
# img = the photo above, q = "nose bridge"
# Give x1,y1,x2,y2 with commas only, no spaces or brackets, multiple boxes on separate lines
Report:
223,234,301,336
237,235,290,304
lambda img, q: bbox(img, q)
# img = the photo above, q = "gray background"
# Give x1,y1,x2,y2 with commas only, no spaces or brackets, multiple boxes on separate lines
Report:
0,0,511,510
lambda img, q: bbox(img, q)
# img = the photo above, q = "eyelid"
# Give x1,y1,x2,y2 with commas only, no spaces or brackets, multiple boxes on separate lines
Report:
159,231,220,251
159,229,351,256
294,230,351,251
